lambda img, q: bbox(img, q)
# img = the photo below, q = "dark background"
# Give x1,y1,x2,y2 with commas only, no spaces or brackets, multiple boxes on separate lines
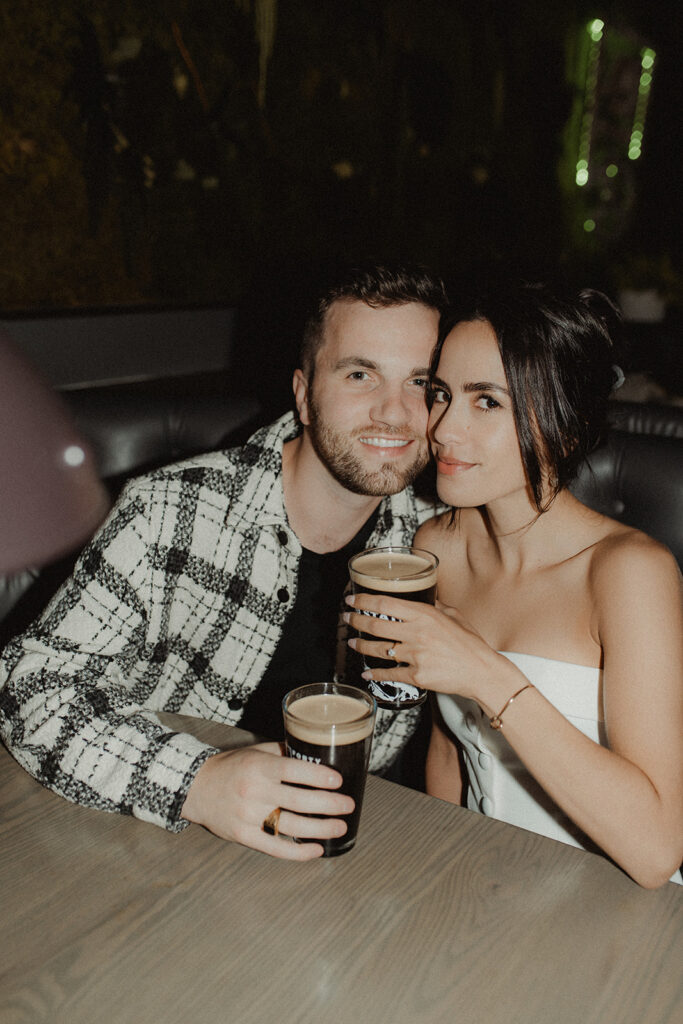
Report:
2,1,681,411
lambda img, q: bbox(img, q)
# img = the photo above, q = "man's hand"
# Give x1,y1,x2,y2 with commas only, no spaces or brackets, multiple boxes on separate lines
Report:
181,742,354,859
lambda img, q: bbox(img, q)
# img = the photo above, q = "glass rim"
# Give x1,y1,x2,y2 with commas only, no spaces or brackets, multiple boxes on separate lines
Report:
282,682,376,729
348,545,439,581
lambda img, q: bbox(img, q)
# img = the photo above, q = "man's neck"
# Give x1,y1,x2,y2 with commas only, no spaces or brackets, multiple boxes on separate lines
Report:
282,434,382,554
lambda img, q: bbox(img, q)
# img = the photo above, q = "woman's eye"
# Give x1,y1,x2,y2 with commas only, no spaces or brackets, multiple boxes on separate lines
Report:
428,387,450,405
475,394,501,411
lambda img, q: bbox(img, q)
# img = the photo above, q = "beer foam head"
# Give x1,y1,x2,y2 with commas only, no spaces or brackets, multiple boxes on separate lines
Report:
285,693,374,745
349,549,438,592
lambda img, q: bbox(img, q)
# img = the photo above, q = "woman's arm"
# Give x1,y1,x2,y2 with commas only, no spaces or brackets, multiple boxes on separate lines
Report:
425,707,464,804
496,537,683,888
346,537,683,887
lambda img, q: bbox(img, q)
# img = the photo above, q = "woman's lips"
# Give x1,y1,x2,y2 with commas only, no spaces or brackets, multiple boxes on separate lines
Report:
436,457,476,476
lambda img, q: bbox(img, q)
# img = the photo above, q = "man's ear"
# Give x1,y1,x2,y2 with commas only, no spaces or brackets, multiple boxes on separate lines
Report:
292,368,311,425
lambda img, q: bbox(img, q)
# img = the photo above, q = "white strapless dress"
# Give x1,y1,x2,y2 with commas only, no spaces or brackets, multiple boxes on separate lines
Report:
437,651,682,884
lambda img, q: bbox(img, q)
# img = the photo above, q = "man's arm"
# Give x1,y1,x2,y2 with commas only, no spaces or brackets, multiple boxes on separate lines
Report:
0,479,218,831
0,475,358,857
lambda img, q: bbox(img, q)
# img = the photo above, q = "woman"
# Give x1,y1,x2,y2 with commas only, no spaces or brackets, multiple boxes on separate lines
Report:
345,282,683,888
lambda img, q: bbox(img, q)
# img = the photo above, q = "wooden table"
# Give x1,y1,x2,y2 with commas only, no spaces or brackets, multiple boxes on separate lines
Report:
1,716,681,1024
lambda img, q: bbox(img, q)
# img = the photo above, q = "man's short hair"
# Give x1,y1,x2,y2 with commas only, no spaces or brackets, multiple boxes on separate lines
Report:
299,261,448,380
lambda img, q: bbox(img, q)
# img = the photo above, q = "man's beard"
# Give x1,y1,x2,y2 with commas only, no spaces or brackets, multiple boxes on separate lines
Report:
307,396,428,497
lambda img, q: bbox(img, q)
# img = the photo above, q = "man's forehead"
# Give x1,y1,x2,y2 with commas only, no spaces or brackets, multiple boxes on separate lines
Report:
320,299,438,360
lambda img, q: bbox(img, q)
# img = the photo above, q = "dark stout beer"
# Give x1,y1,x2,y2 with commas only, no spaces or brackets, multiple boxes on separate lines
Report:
283,686,376,856
348,547,439,710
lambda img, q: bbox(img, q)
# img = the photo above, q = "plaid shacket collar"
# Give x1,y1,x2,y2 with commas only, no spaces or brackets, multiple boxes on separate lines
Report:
232,410,416,545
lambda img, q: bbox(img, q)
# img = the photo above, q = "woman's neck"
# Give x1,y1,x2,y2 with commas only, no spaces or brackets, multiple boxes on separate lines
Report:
475,489,584,574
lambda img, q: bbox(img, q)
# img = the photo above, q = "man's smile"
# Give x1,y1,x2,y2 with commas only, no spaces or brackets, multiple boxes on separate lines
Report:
359,435,414,450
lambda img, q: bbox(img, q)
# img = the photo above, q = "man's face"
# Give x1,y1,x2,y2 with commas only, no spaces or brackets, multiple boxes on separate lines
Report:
297,299,439,496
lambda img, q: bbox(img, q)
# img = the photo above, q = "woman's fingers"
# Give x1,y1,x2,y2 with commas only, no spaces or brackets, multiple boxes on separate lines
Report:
350,635,408,662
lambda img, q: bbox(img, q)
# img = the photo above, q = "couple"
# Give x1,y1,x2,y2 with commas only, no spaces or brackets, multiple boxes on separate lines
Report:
1,266,681,887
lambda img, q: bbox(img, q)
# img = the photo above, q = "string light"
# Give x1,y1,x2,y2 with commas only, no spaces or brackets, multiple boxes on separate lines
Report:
575,21,603,187
628,47,656,160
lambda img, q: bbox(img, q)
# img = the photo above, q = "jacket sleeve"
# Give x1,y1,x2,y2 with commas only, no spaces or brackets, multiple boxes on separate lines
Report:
0,479,218,832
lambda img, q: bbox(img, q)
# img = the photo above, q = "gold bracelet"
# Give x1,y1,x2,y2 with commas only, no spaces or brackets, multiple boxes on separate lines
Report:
489,683,534,730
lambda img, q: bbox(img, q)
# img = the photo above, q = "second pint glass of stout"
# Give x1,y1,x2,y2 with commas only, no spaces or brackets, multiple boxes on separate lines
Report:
348,545,439,710
282,682,376,857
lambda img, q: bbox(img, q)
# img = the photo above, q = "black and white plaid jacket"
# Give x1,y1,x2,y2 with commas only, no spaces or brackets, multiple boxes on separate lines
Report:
0,413,439,832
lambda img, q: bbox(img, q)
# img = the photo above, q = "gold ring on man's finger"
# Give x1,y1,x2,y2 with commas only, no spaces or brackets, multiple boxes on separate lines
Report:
262,807,281,835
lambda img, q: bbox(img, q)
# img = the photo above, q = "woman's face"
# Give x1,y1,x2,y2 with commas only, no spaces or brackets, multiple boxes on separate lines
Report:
428,319,532,511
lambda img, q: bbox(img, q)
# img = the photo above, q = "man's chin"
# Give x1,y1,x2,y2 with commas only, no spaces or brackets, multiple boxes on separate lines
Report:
338,460,428,496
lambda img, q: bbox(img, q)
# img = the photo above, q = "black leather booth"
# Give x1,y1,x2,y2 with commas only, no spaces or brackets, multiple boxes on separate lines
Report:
571,400,683,569
0,375,262,646
0,392,681,650
62,376,262,488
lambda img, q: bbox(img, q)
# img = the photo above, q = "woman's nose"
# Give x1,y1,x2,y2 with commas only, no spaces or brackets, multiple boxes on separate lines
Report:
430,398,467,445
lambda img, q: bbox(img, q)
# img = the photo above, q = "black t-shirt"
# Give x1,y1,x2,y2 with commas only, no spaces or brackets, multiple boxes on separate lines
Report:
238,510,379,740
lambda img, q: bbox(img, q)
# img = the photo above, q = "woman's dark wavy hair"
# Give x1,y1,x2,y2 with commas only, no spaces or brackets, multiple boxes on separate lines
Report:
432,281,624,512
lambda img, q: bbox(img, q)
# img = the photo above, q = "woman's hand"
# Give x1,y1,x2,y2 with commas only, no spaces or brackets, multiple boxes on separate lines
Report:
344,593,513,711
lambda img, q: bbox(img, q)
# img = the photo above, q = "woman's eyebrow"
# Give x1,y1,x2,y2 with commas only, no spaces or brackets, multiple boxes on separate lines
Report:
463,380,510,395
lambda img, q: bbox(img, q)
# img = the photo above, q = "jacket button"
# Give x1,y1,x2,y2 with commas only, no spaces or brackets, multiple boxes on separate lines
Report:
479,796,493,815
277,529,288,546
277,587,289,602
228,698,242,711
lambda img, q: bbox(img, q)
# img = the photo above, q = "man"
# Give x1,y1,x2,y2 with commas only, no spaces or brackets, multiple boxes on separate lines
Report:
0,263,446,859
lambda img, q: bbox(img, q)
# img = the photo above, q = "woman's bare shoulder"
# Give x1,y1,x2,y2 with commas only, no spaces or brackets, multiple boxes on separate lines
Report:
415,510,462,555
589,521,681,596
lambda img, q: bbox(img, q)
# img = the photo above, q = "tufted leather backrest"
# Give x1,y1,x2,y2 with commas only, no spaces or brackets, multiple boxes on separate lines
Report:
571,402,683,568
1,395,681,644
62,381,262,483
0,378,263,643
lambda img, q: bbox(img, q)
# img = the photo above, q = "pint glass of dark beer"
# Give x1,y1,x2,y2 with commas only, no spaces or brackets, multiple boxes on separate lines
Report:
348,545,439,710
282,682,376,857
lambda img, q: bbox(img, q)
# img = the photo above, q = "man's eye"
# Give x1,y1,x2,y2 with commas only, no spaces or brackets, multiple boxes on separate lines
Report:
348,371,371,381
428,387,449,405
475,394,501,411
411,377,429,389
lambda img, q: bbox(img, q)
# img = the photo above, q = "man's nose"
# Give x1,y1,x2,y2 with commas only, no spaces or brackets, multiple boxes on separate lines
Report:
369,383,411,426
